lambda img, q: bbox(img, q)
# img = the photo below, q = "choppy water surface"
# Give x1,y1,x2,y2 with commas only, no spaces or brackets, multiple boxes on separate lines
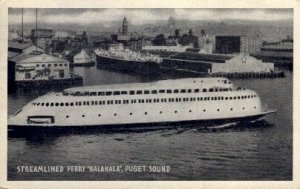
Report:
7,67,293,180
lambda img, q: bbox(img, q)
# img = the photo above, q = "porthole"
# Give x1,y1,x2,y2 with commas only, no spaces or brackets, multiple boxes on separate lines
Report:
66,115,69,118
114,113,117,116
46,103,49,106
230,108,233,111
189,110,192,112
160,111,162,114
254,106,256,109
41,103,45,106
217,109,220,112
243,107,245,110
60,103,64,106
82,115,85,117
130,113,132,115
98,114,101,117
145,112,147,115
55,103,59,106
203,109,206,112
174,111,177,113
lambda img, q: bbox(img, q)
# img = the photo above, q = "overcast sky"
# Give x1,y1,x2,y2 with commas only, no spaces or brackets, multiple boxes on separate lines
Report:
8,8,293,26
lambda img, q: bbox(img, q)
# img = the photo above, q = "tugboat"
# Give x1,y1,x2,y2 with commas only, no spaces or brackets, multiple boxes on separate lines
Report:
95,43,162,76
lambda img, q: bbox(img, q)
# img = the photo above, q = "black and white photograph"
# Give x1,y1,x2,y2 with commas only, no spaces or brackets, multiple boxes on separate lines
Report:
5,5,294,183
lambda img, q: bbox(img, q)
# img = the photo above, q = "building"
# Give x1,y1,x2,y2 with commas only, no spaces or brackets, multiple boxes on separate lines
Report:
162,52,274,74
31,29,54,52
8,41,44,55
11,52,71,82
251,41,293,69
213,35,261,54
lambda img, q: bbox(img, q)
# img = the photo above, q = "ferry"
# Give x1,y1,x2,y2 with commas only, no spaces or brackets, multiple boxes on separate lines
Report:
8,78,275,130
95,44,162,76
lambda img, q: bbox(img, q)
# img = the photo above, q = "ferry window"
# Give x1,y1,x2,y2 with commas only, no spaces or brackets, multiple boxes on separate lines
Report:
78,102,81,106
187,89,192,93
42,64,45,67
98,114,101,117
152,90,157,94
59,64,62,66
174,110,177,113
103,101,106,105
209,88,214,92
36,64,40,67
48,64,51,67
144,90,150,94
137,90,142,95
64,63,67,66
98,92,105,96
194,89,200,93
241,96,244,99
230,108,233,111
106,91,112,96
248,95,251,98
167,90,172,94
87,101,90,105
203,109,206,112
159,90,165,93
233,97,236,100
238,96,240,99
113,91,120,95
46,103,49,106
129,91,135,95
90,92,97,96
107,101,110,105
92,101,95,105
169,98,172,102
149,99,152,103
121,91,127,95
54,64,57,67
41,103,45,106
55,103,59,106
60,103,64,106
50,103,54,106
83,101,86,105
189,110,192,112
254,106,256,109
75,102,78,106
180,89,186,93
145,112,147,115
82,115,85,117
84,92,89,96
160,111,163,114
225,97,228,100
115,100,119,104
65,102,69,106
203,89,207,92
217,109,220,112
114,113,117,116
229,97,232,100
130,113,132,115
174,89,179,93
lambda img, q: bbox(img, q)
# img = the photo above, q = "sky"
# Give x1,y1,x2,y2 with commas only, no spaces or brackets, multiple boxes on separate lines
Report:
8,8,293,26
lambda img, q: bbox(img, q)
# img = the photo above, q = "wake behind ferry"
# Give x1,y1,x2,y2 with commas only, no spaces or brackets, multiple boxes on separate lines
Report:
8,77,275,130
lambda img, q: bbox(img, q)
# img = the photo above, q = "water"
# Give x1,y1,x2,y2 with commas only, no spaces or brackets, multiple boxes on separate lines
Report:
7,67,293,180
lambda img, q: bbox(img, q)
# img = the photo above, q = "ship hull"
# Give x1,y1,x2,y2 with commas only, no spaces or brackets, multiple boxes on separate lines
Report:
8,111,273,132
96,54,161,76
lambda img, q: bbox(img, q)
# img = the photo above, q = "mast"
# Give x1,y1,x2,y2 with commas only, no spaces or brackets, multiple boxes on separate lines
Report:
35,8,38,50
21,8,23,42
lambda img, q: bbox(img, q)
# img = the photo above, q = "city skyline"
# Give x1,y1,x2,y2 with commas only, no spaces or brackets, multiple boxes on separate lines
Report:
9,8,293,26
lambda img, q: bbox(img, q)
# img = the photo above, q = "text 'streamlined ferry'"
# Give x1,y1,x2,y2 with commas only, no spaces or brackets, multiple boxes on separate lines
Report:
8,77,275,130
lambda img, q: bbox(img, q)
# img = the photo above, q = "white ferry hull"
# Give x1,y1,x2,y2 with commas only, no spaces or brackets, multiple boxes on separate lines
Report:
8,110,274,131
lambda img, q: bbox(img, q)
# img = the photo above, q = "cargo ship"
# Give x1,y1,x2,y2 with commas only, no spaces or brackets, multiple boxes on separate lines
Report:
95,44,162,76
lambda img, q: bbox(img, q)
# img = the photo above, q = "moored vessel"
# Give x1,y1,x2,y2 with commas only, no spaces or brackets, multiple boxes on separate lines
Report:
95,44,162,76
